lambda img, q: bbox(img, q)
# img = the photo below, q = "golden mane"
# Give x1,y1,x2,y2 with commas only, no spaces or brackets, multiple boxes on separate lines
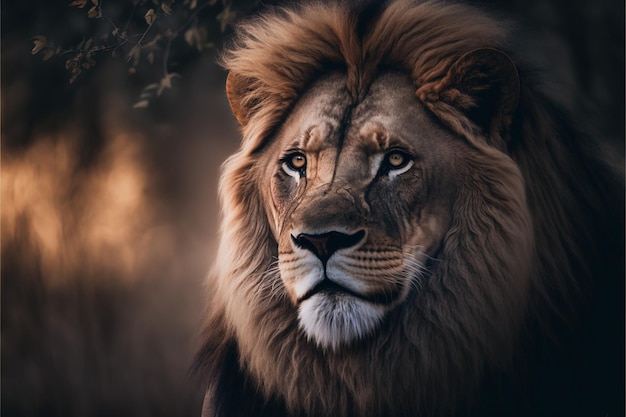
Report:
196,1,624,416
223,0,510,151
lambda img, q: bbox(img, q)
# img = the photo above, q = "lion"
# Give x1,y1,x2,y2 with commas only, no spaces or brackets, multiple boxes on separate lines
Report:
195,1,624,416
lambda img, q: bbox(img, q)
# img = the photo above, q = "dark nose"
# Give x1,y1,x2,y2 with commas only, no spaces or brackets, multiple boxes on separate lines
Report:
292,230,366,264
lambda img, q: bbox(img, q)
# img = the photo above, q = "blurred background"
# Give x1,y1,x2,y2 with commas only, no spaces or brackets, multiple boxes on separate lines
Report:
2,0,623,416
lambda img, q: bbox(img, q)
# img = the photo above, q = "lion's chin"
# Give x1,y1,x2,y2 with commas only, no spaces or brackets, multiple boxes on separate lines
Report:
298,293,386,350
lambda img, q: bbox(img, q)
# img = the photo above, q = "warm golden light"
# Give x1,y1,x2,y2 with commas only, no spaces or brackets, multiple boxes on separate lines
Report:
1,131,167,285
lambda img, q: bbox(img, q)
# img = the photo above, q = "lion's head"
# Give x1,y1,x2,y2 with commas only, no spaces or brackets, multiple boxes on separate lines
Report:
258,69,531,352
197,2,623,416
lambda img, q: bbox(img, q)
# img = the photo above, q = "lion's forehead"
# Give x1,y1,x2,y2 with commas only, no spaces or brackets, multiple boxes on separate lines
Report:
276,71,432,170
277,72,351,151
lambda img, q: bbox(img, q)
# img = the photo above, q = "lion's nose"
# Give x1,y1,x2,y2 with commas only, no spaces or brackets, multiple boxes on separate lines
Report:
292,230,366,264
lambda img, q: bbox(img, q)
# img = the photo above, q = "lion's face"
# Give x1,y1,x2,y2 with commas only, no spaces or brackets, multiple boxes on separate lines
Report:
257,71,469,349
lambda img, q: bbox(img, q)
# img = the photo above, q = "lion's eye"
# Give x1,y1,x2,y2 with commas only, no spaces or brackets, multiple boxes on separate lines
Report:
290,154,306,169
387,152,405,167
386,151,411,169
382,150,413,179
282,152,307,177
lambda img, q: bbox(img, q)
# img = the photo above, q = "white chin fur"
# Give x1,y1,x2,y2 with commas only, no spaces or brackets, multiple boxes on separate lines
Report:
298,294,386,350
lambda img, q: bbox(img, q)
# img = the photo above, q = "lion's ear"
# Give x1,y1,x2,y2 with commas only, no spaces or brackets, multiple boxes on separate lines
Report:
225,71,254,127
418,48,520,146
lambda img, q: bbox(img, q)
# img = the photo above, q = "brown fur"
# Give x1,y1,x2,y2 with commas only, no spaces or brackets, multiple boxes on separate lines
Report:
196,1,624,416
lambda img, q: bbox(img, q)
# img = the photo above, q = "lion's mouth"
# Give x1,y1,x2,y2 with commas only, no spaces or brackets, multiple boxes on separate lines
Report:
298,279,399,305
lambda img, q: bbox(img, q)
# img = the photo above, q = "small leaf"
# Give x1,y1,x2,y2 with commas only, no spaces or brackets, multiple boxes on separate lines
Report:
184,25,211,51
69,0,88,8
85,4,102,18
161,2,172,15
184,26,196,47
31,36,47,55
69,67,82,83
157,72,181,96
133,100,150,109
143,83,160,91
42,50,55,61
139,83,159,99
145,8,157,25
112,27,119,37
84,38,93,50
216,6,236,32
127,45,140,65
90,0,99,5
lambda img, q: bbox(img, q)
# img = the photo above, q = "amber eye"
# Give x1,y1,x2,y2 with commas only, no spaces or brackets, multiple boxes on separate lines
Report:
290,154,306,170
387,151,407,168
282,152,307,177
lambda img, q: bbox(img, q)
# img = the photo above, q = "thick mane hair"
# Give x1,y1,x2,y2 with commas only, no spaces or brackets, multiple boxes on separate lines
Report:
196,1,624,416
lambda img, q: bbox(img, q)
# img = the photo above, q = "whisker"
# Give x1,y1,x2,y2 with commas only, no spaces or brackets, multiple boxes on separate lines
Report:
401,246,438,295
252,258,287,303
403,244,443,263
